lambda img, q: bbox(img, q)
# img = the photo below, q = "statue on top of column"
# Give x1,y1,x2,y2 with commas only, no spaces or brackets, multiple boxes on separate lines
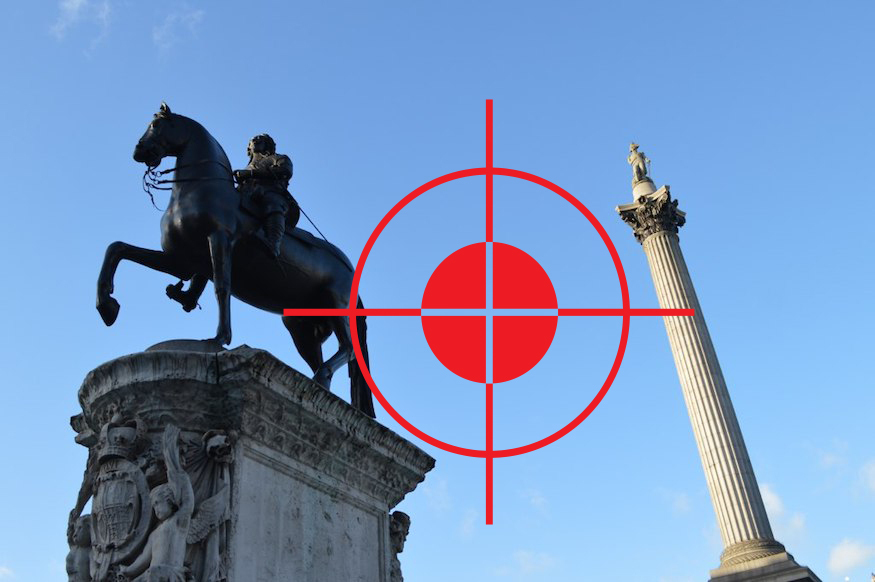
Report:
627,142,651,184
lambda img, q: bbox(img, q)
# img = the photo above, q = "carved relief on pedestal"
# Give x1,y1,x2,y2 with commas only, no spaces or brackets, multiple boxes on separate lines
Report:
90,414,152,582
617,186,686,244
66,514,92,582
72,348,435,582
389,511,411,582
69,414,234,582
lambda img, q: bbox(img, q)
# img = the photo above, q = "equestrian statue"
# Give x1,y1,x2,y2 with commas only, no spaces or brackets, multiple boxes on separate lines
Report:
95,102,375,418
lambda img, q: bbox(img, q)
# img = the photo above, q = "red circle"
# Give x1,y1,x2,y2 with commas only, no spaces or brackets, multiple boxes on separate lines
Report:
420,242,559,383
350,167,631,458
492,242,559,383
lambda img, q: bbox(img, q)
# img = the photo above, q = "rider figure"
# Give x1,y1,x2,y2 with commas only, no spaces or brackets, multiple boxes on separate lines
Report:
234,134,299,257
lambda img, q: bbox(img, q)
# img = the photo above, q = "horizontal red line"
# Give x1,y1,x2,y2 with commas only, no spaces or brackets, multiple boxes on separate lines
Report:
282,308,422,317
559,308,694,316
282,308,694,317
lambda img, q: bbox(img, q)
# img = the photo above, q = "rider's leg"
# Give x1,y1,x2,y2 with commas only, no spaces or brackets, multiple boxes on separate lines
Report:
264,211,285,257
262,193,291,257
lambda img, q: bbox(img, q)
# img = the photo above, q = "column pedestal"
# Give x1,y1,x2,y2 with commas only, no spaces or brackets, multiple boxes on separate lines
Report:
69,346,434,582
710,551,820,582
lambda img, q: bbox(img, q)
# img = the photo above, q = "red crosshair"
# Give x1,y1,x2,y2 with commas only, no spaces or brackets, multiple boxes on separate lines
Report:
284,100,694,525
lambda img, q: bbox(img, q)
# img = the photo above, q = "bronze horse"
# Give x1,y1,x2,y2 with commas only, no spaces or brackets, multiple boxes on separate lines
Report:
96,102,375,417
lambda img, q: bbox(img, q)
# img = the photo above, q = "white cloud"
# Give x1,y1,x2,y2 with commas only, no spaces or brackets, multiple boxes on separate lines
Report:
817,439,849,469
657,488,692,515
0,565,14,579
787,512,805,534
860,460,875,493
520,488,547,512
153,8,205,52
513,550,555,574
760,484,806,542
760,483,785,519
821,451,846,469
51,0,88,38
50,0,111,45
422,478,451,514
773,510,807,546
458,508,477,540
671,491,690,514
494,550,556,578
828,539,875,574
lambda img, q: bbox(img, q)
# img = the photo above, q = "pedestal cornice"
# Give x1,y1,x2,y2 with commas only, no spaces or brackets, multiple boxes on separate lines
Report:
76,346,435,507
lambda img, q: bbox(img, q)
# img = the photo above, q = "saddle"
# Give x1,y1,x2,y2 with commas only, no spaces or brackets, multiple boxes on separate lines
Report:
239,190,298,229
238,192,353,272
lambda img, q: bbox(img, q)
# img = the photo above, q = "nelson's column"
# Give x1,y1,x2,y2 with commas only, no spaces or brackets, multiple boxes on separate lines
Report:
616,144,820,582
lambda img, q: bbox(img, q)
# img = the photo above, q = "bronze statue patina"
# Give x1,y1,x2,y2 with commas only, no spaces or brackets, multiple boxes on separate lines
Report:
234,134,299,257
96,102,375,417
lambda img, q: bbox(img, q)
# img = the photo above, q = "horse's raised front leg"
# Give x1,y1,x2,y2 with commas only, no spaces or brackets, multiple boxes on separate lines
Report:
97,241,189,326
208,232,233,345
166,274,208,312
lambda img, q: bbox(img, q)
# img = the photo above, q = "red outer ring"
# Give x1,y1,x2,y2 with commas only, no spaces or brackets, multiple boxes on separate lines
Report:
350,167,631,458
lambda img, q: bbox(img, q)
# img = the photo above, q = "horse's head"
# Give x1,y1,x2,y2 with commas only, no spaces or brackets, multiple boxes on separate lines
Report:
134,102,186,167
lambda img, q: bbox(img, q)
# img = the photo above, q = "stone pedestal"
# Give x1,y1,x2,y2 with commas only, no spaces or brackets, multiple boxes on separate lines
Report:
617,185,819,582
69,346,434,582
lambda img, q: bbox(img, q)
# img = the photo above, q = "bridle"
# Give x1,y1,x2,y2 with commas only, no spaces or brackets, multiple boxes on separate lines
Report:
142,159,235,211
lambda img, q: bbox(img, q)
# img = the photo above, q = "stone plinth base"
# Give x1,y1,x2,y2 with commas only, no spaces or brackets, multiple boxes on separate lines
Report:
709,552,821,582
70,346,434,582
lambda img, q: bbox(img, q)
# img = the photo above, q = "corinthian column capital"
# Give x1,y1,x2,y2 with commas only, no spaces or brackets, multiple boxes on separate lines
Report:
616,186,686,244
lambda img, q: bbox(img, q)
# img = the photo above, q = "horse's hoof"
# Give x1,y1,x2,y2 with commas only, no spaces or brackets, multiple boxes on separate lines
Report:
166,283,197,312
213,331,232,346
313,371,332,389
166,282,184,299
97,296,120,326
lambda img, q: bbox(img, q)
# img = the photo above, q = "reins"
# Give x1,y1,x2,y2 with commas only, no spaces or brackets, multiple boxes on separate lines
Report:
143,159,234,211
141,159,332,244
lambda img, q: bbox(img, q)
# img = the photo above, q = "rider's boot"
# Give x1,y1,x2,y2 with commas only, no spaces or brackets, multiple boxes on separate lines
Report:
264,212,285,257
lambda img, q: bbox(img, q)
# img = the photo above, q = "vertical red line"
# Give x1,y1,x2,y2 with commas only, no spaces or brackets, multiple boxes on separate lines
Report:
485,99,495,524
486,382,494,524
486,99,494,243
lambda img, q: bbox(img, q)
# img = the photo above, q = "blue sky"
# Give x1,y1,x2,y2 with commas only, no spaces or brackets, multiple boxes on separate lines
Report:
0,1,873,580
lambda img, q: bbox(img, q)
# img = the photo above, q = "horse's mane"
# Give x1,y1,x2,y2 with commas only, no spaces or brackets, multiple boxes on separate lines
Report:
173,113,233,171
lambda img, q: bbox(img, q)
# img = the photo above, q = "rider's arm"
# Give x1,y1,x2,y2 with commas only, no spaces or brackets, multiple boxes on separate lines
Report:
269,155,293,181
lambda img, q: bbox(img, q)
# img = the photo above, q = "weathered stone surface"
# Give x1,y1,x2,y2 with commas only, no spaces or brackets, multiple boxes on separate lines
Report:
710,551,820,582
72,346,435,581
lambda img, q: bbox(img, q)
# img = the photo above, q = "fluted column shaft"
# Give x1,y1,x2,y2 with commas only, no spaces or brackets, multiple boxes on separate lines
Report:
618,186,784,566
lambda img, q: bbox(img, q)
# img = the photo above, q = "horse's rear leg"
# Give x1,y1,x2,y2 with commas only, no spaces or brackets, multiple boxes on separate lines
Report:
208,232,234,345
282,316,327,374
313,316,354,390
97,241,189,326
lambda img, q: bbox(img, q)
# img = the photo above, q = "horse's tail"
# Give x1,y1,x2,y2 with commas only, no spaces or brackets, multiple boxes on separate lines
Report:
349,296,376,418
